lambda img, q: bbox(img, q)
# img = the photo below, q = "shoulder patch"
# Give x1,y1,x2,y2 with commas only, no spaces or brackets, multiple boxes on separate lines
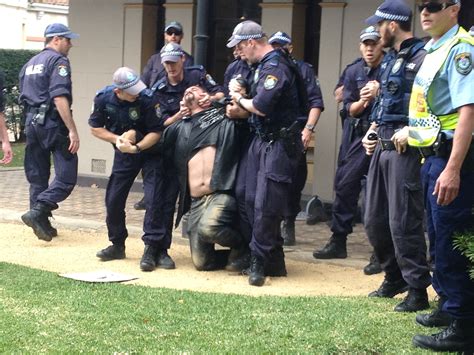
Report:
392,58,403,74
58,64,69,77
454,52,472,75
264,75,278,90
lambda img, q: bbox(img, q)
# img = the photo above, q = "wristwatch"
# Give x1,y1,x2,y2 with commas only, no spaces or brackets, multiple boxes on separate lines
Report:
305,123,315,132
135,144,141,153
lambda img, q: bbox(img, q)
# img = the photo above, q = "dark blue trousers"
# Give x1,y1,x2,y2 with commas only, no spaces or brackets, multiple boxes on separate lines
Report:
244,136,301,259
422,156,474,320
106,150,169,248
286,150,308,219
24,123,77,210
331,119,371,236
364,125,431,289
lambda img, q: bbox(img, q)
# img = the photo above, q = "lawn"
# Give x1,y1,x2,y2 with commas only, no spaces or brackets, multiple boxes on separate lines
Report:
0,262,434,353
1,142,25,168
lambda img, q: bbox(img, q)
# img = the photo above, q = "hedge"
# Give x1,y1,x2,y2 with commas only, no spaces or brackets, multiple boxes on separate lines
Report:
0,48,40,88
454,230,474,280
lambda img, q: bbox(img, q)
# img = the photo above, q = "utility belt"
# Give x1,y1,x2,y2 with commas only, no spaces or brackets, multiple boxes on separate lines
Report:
348,117,370,139
26,103,57,126
254,121,300,143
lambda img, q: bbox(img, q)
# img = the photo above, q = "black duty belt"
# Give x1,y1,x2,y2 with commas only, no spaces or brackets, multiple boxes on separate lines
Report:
378,138,396,151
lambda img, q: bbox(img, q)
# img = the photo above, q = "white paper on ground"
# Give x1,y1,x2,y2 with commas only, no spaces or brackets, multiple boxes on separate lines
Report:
59,270,138,283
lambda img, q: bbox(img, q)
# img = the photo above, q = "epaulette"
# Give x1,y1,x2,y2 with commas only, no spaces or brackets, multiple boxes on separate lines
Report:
186,65,205,71
95,85,114,97
141,88,154,97
151,77,167,92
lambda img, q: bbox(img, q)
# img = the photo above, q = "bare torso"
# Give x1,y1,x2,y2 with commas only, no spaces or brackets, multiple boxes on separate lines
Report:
188,146,216,198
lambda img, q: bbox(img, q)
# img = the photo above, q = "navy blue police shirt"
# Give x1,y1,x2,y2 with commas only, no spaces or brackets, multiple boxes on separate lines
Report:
223,58,254,96
342,56,384,120
88,86,162,138
251,49,300,130
141,50,194,88
335,57,363,91
19,48,72,108
152,66,224,124
297,60,324,111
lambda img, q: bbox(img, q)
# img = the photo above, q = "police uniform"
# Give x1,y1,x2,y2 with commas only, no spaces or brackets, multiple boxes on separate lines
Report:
88,86,167,253
19,26,78,242
141,51,194,88
364,1,431,309
223,58,254,96
408,24,474,350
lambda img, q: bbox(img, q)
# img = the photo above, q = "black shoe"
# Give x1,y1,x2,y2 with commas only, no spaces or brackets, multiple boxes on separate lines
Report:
133,197,146,210
21,203,54,242
394,288,429,312
96,244,126,261
363,253,382,275
413,319,474,352
156,249,175,269
313,235,347,259
265,248,287,277
368,278,409,298
416,310,452,328
248,254,265,287
226,247,250,272
140,245,158,271
281,219,295,246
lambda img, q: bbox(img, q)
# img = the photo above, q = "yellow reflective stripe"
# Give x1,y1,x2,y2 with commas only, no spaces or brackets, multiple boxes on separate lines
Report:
439,113,458,130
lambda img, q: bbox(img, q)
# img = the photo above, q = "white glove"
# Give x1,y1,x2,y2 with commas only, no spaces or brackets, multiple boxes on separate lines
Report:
362,129,378,156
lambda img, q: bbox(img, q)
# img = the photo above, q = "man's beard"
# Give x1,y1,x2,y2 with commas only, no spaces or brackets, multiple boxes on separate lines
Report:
184,92,196,106
383,30,395,49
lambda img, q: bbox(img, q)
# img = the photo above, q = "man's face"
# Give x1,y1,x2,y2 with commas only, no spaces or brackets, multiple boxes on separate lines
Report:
419,1,458,37
56,36,72,56
360,39,383,66
163,57,185,80
115,89,139,103
376,21,395,48
164,29,183,44
183,86,205,108
236,39,257,64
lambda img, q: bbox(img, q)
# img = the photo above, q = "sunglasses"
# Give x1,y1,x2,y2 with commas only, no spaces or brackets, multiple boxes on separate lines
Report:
166,30,182,36
418,2,455,13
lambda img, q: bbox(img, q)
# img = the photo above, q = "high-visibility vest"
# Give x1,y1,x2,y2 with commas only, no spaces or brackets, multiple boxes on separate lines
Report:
408,27,474,148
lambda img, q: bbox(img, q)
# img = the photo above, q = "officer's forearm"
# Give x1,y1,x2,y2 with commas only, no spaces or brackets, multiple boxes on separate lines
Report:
445,105,474,172
237,97,265,116
210,92,224,101
137,132,161,150
54,96,78,134
349,99,367,118
306,108,322,127
0,112,9,143
90,127,118,144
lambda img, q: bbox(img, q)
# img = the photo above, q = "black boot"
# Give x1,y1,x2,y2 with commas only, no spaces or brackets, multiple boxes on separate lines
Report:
368,277,409,298
140,245,159,271
265,247,287,277
44,211,58,237
226,246,250,272
248,254,265,287
313,234,347,259
133,196,146,210
416,297,452,328
96,244,126,261
156,249,176,269
413,319,474,352
363,252,382,275
281,219,296,246
21,203,55,242
394,287,429,312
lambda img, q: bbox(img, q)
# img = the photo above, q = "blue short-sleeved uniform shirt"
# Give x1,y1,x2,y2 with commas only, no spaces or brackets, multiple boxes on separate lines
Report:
19,48,72,107
297,60,324,110
142,51,194,88
425,25,474,115
153,66,223,123
88,86,162,136
335,57,363,91
223,58,253,96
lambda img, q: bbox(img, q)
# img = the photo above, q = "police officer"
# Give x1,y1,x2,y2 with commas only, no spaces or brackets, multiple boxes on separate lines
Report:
0,70,13,165
227,21,304,286
404,1,473,351
135,21,195,210
267,31,324,246
313,27,384,276
361,0,432,312
19,23,80,241
141,21,194,90
152,42,224,250
90,67,174,272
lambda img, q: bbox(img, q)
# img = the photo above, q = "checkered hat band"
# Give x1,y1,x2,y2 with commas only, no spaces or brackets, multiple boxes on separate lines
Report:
270,34,291,43
160,50,183,58
118,76,139,89
47,31,72,37
375,9,409,22
235,33,263,41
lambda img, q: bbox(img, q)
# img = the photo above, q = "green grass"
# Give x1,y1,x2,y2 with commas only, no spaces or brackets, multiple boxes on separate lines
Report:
0,142,25,168
0,262,435,353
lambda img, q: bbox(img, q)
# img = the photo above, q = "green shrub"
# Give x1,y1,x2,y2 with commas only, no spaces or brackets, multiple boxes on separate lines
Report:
454,229,474,280
0,49,39,142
